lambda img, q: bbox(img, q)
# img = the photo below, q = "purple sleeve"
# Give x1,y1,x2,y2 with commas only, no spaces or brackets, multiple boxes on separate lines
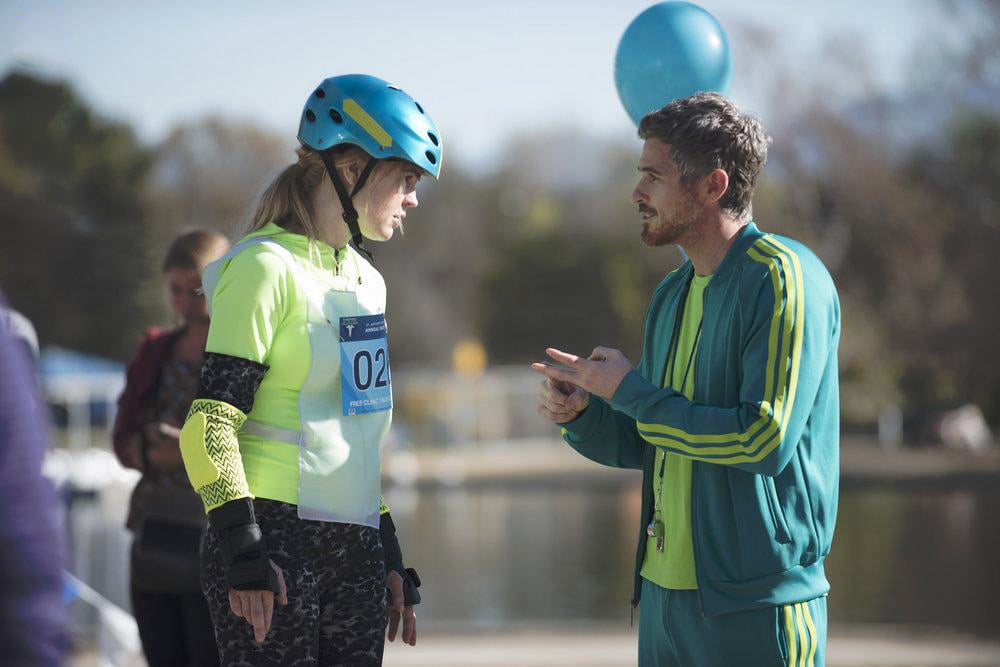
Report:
0,319,70,665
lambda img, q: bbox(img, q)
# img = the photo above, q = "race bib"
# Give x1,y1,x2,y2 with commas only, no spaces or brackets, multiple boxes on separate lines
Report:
340,314,392,416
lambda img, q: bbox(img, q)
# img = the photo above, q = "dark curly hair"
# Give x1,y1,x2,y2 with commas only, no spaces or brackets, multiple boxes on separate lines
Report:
638,93,769,221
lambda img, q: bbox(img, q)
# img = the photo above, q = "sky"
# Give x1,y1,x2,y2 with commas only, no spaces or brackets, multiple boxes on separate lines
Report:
1,1,941,170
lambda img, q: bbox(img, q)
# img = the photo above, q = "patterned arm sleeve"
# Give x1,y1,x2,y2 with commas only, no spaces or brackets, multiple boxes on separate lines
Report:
180,353,267,511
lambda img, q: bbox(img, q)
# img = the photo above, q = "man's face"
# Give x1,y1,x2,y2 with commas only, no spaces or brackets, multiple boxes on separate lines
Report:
631,139,700,247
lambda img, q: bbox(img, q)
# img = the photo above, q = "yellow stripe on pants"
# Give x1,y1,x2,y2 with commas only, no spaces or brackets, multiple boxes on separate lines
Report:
795,603,809,667
804,601,818,667
784,605,797,666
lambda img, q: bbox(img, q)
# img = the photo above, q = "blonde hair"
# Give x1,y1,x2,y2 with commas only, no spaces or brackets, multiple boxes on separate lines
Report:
162,229,230,273
237,144,372,241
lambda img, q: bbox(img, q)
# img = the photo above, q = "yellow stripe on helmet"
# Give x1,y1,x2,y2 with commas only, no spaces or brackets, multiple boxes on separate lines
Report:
343,99,393,148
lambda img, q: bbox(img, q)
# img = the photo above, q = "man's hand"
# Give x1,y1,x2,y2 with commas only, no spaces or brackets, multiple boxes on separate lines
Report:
228,560,288,644
531,347,634,401
386,570,416,646
536,375,590,424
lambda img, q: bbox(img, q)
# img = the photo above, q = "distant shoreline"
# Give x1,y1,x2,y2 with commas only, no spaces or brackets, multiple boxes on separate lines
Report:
383,438,1000,492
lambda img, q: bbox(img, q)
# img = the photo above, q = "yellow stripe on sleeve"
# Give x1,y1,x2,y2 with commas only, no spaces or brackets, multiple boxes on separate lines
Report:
635,237,804,463
764,237,807,445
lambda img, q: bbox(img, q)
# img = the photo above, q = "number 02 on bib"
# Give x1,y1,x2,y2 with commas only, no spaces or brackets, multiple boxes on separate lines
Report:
340,314,392,416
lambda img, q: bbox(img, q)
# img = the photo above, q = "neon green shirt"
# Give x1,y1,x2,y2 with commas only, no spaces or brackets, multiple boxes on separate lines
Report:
205,223,371,505
639,273,710,590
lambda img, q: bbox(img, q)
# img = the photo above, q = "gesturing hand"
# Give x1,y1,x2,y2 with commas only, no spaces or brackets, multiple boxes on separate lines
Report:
386,570,417,646
531,347,634,401
536,376,590,424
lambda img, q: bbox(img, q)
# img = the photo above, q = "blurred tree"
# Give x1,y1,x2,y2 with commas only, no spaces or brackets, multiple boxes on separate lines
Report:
472,130,677,365
139,118,291,327
375,167,492,365
145,117,289,239
4,0,997,431
905,112,1000,421
0,70,154,360
732,1,1000,425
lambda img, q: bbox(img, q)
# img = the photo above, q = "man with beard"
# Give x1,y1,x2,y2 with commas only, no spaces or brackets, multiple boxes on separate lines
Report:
533,93,840,667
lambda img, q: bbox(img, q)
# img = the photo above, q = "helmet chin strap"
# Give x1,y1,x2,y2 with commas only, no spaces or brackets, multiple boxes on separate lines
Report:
319,150,378,265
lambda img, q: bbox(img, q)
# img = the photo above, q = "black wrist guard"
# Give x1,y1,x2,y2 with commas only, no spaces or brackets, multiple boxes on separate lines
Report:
380,512,421,606
209,498,279,593
400,567,421,606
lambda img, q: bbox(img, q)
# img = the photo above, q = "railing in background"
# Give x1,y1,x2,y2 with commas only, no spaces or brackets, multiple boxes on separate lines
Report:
40,365,551,453
392,365,553,449
44,372,123,450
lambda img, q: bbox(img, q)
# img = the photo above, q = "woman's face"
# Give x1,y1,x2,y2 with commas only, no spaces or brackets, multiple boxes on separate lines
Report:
359,161,423,241
165,267,209,326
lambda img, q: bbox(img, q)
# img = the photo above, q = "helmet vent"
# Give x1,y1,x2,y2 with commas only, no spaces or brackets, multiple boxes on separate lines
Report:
387,85,402,91
414,101,424,114
329,109,343,123
425,151,437,165
315,88,326,99
305,109,316,122
428,132,439,146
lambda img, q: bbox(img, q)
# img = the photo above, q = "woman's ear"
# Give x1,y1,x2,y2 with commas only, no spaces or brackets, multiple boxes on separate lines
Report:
337,160,364,191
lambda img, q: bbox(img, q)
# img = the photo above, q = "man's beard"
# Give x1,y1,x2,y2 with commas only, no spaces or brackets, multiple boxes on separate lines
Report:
640,195,699,247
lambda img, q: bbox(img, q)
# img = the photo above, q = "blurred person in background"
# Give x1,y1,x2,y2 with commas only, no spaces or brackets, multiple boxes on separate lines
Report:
112,229,229,667
178,74,436,665
0,306,40,363
0,298,70,666
535,93,841,667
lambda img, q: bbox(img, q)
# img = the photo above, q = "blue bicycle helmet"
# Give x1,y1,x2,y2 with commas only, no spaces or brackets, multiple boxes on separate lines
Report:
297,75,442,262
298,74,442,178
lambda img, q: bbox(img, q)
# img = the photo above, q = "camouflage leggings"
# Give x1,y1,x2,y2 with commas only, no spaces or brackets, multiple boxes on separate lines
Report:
202,500,387,666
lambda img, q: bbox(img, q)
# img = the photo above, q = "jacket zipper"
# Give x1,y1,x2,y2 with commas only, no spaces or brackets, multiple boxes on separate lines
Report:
692,281,706,616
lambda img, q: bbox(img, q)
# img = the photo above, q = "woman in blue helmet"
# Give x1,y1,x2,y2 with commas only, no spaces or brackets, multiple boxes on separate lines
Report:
178,74,441,665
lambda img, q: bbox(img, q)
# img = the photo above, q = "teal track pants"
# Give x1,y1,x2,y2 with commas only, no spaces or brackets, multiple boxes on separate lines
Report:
637,579,827,667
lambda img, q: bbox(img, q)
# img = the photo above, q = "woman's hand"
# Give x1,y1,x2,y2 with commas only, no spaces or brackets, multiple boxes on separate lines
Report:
119,432,144,471
386,569,416,646
228,560,288,644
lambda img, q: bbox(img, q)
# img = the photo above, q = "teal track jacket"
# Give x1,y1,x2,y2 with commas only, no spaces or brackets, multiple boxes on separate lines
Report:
560,222,841,616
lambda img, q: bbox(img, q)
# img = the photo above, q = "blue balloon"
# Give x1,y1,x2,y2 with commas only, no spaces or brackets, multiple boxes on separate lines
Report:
614,2,733,127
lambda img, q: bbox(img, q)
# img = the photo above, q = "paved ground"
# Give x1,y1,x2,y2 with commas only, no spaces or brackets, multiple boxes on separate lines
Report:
72,625,1000,666
385,627,1000,666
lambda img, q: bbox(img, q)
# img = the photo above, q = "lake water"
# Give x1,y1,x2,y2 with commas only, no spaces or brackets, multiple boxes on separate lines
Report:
70,479,1000,638
387,483,1000,637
